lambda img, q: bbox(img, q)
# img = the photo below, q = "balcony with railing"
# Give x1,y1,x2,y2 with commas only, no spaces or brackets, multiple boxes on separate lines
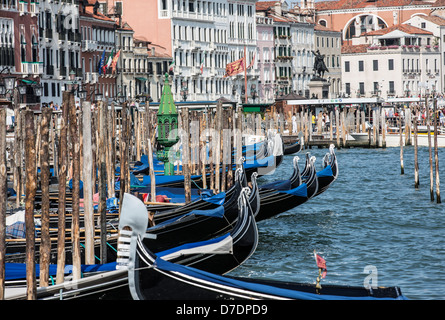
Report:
46,65,54,76
84,72,93,83
74,68,82,78
58,32,66,42
31,62,44,75
45,29,53,40
81,40,98,52
59,66,67,77
191,66,200,77
18,0,27,15
426,69,440,75
21,62,43,76
91,72,98,83
402,69,421,74
29,1,38,16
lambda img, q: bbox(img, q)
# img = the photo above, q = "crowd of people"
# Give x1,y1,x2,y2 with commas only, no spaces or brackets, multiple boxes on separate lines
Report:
386,106,445,128
291,111,331,134
289,105,445,135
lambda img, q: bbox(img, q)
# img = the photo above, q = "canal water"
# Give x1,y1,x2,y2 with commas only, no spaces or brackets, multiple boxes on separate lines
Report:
228,145,445,300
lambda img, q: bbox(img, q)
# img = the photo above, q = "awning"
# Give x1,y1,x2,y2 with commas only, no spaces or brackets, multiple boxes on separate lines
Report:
241,103,273,113
20,79,38,84
377,30,416,39
136,77,147,82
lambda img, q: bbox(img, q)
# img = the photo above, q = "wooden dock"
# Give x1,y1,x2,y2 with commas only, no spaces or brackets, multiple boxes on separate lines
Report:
282,134,379,149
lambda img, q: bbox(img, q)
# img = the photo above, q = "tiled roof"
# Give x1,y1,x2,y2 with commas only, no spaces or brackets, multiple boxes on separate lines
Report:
118,22,134,31
363,23,433,36
82,6,115,22
268,13,296,23
433,0,445,7
314,24,341,32
148,43,172,59
256,1,281,11
341,44,369,54
316,0,431,11
419,14,445,26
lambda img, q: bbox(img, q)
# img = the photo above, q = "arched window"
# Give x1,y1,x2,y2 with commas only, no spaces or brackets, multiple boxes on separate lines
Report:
344,14,387,40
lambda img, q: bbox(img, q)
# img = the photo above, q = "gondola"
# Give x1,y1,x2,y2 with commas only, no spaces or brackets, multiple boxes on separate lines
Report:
283,132,304,155
255,154,318,221
128,133,283,189
254,145,338,222
4,215,120,264
3,188,258,300
120,188,258,276
5,163,253,265
127,220,407,301
315,144,338,196
144,162,249,223
284,140,302,155
139,169,259,253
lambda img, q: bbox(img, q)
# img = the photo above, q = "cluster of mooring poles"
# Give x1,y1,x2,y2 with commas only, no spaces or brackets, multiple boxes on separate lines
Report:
282,105,387,149
0,75,299,300
398,98,441,204
0,90,148,299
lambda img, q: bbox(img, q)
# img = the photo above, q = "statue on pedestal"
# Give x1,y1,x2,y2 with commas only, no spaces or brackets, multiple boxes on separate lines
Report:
312,50,329,80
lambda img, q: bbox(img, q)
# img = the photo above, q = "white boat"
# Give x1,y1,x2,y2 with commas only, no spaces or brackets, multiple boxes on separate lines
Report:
385,133,445,147
350,132,369,142
350,129,445,147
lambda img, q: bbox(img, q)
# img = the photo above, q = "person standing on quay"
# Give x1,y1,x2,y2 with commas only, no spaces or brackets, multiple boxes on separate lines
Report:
292,113,297,134
325,112,330,131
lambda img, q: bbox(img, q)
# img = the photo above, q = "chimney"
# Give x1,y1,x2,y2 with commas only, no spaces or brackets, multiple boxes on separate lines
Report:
151,47,155,57
93,1,99,15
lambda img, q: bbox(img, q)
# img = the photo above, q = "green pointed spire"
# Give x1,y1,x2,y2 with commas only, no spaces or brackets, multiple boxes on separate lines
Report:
156,73,179,175
158,73,178,116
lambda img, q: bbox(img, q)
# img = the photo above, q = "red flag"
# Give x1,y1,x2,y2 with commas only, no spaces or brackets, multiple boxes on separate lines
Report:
247,52,255,69
111,50,121,74
224,57,245,77
314,252,327,278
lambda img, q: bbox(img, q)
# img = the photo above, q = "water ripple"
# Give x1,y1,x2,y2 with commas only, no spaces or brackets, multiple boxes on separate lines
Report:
230,146,445,299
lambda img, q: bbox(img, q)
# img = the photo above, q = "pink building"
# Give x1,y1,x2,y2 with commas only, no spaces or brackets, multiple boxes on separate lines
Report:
315,0,436,42
113,0,172,53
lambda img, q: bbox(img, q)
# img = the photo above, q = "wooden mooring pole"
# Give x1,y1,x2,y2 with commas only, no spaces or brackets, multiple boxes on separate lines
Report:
68,93,81,280
148,138,156,202
182,107,191,203
24,109,37,300
399,109,404,175
235,106,243,169
427,98,434,201
433,98,441,203
38,107,52,287
119,102,129,214
98,100,108,263
56,92,69,284
215,103,222,193
200,113,207,190
0,108,7,299
82,101,95,264
413,105,419,189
